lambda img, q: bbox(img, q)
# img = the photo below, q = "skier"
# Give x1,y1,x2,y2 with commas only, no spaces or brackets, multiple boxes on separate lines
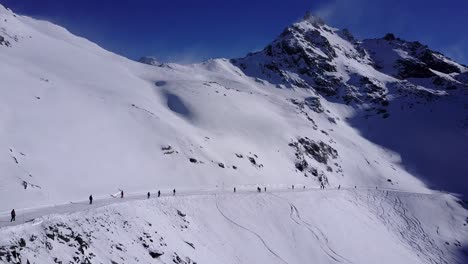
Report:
121,190,124,198
264,187,267,192
173,189,176,196
233,187,236,193
89,195,93,205
257,187,261,193
147,192,150,199
10,209,16,222
338,185,341,190
158,190,161,197
292,185,295,190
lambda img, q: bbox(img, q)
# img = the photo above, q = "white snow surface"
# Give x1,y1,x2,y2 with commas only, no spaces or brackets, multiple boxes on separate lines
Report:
1,189,467,264
0,5,467,263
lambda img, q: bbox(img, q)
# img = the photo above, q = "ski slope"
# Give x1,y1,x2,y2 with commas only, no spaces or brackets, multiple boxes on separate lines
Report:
0,188,466,264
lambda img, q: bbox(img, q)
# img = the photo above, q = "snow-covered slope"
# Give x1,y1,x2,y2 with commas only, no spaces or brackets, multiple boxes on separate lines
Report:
232,12,468,196
1,190,467,264
0,5,467,263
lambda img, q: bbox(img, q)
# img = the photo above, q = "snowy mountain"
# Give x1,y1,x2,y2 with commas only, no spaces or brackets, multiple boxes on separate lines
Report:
232,12,468,196
0,5,467,264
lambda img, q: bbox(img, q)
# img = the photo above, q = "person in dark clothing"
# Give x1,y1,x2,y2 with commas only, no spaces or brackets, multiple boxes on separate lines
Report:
257,187,261,193
264,187,266,192
121,190,124,198
338,185,341,190
89,195,93,205
158,190,161,197
10,209,15,222
234,187,236,193
292,185,294,190
173,189,176,196
147,192,150,199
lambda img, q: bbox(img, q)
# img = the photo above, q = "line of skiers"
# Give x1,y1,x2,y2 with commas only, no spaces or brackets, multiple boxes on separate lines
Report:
86,184,370,205
88,189,175,205
247,185,309,193
8,184,376,223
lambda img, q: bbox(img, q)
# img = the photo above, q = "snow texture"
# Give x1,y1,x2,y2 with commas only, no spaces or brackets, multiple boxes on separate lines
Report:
0,5,467,263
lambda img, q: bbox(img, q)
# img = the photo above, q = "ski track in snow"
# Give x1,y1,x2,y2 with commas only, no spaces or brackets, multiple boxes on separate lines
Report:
269,193,353,264
0,186,464,264
356,190,453,264
215,194,289,264
0,186,449,229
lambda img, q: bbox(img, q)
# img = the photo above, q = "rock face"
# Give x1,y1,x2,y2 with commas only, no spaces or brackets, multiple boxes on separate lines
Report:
289,137,342,184
232,13,467,111
138,56,163,66
0,35,11,47
363,35,464,80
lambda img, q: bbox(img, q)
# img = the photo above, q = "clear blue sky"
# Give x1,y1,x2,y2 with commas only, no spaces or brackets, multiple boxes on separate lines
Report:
1,0,467,64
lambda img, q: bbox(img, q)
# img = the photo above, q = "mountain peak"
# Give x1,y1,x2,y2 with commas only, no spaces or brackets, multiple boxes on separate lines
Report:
138,56,163,66
302,11,325,26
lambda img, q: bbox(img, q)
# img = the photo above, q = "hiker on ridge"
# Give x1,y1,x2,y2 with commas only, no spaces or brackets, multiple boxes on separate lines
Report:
10,209,16,222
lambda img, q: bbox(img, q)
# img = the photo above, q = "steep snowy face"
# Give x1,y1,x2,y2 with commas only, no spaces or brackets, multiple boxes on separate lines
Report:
231,13,468,196
233,14,467,110
363,34,468,89
232,14,370,96
231,14,401,119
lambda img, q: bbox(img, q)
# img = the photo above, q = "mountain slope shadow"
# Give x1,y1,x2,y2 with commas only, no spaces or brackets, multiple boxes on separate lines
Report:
161,90,195,120
348,99,468,198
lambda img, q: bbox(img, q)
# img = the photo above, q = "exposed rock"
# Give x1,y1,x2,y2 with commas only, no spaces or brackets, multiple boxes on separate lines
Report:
148,249,164,258
294,137,338,165
138,56,163,66
177,210,186,217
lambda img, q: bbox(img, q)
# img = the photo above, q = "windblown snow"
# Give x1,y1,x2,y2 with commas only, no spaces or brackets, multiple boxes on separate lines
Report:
0,5,467,264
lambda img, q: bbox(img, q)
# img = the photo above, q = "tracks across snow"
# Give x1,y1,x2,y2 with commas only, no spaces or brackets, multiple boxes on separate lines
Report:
215,194,289,264
0,186,449,230
355,190,452,264
269,193,353,264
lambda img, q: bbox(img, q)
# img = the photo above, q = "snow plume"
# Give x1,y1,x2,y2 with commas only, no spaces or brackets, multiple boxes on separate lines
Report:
312,0,367,24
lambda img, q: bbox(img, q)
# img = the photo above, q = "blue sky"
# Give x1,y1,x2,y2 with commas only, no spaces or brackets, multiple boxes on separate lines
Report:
1,0,467,64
